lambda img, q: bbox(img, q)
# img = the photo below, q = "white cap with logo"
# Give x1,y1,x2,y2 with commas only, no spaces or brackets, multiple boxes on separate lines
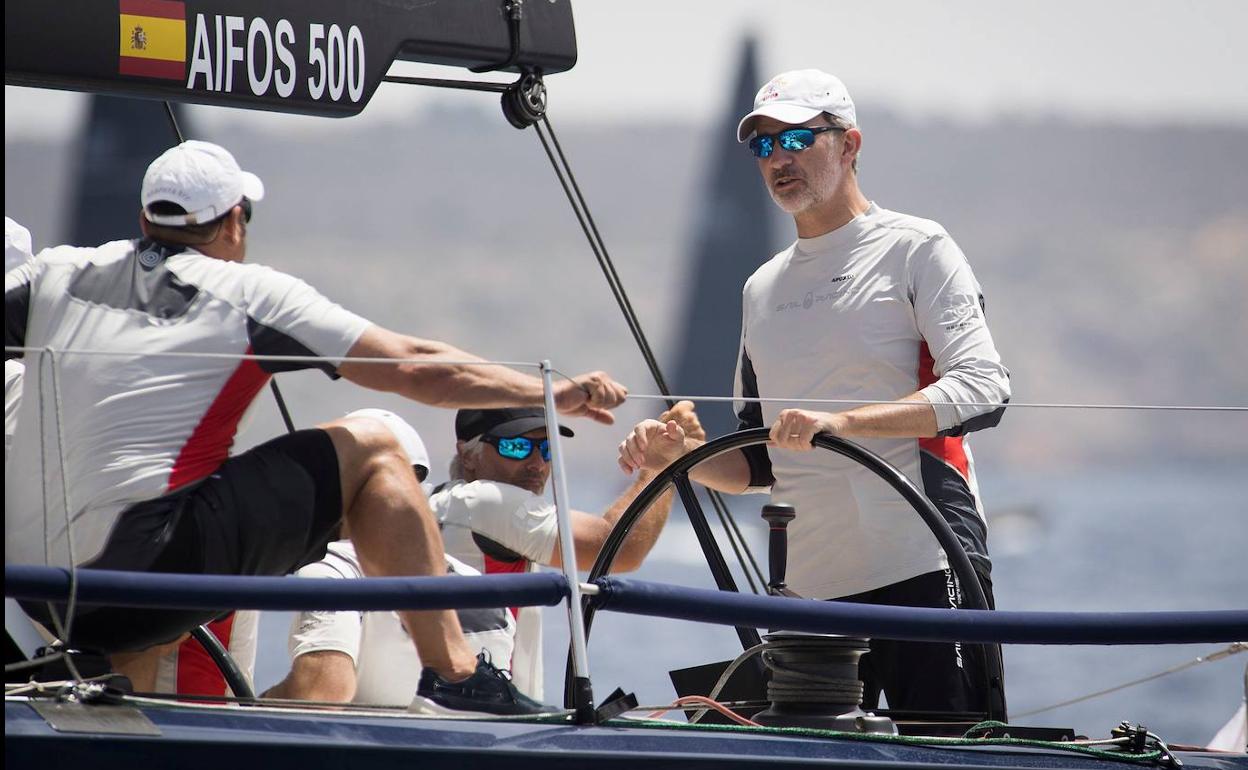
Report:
737,69,857,142
345,408,432,481
141,140,265,226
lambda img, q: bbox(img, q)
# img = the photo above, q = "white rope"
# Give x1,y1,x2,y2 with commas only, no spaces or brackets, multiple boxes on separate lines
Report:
6,346,540,369
12,346,1244,413
542,364,1247,413
619,392,1248,414
1013,642,1247,718
34,347,84,684
48,349,80,645
688,641,767,724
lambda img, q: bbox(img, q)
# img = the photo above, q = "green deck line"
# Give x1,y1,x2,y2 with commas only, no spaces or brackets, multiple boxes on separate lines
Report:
602,717,1168,766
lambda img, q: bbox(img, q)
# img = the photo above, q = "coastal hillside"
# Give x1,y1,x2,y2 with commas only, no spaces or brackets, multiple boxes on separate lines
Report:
6,107,1246,472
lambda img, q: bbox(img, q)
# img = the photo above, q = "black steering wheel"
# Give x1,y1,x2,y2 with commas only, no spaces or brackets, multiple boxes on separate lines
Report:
567,427,995,712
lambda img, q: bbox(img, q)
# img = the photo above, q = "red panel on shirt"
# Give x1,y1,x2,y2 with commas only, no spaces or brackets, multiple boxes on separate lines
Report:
168,347,270,491
482,554,527,668
483,555,527,620
917,342,970,481
176,612,235,697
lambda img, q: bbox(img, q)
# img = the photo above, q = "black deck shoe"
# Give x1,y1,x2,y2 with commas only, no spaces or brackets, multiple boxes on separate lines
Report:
416,652,550,716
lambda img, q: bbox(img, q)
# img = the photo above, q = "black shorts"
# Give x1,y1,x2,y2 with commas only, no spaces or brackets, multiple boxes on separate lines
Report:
22,429,342,654
832,569,1007,720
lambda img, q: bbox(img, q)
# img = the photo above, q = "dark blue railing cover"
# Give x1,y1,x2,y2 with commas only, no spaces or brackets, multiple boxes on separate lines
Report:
4,565,570,612
8,566,1247,645
592,578,1248,646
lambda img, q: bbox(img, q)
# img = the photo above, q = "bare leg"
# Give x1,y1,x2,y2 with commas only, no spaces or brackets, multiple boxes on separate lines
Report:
110,634,188,691
320,417,476,680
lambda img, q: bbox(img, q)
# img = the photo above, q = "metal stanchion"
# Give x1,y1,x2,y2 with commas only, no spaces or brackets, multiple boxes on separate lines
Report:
540,360,594,722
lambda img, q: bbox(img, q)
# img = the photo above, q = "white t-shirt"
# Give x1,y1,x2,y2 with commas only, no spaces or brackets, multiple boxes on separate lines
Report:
736,203,1010,599
5,218,33,468
287,541,515,706
4,360,23,468
431,479,560,700
5,240,371,568
5,217,33,273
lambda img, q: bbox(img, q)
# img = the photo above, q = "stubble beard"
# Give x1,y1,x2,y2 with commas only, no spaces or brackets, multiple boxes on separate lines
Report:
767,161,839,217
769,181,817,215
517,473,548,496
763,170,823,214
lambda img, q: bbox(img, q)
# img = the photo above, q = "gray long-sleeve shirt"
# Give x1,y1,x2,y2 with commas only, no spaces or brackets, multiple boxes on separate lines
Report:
734,203,1010,598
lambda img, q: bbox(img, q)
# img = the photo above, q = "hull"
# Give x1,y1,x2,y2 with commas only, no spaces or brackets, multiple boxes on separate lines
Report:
7,700,1244,770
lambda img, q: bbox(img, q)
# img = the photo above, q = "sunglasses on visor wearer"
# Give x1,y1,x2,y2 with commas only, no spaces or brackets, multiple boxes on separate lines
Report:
481,435,551,462
239,197,253,223
748,125,843,159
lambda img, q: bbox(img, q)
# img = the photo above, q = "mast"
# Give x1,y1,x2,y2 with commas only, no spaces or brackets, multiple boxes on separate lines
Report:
670,35,778,438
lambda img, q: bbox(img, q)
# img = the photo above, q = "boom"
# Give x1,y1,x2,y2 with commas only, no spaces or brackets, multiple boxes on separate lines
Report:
4,0,576,116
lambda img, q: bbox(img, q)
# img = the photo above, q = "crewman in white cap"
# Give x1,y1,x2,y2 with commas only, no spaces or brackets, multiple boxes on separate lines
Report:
6,140,629,715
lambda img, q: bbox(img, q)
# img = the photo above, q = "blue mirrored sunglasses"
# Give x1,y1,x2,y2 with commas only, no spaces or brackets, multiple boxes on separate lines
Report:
748,125,842,159
481,435,550,462
240,197,253,223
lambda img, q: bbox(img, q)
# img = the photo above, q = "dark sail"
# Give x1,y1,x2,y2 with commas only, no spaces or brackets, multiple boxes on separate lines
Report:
669,37,777,438
67,95,191,247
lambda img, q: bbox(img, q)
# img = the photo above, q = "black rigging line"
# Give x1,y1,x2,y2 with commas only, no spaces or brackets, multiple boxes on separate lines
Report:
162,102,183,142
534,118,670,394
163,102,297,435
531,121,663,391
533,116,765,593
268,377,298,434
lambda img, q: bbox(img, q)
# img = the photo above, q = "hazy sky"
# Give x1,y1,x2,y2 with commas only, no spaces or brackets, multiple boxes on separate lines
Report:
6,0,1247,140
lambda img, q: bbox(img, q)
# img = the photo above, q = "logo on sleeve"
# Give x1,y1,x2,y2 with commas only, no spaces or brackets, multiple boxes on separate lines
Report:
939,297,981,331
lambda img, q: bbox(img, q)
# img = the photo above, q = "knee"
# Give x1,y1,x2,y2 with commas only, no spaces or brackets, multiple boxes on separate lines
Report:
320,416,409,474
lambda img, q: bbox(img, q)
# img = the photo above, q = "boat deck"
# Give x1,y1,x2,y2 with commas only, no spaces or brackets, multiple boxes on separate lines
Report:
7,699,1243,769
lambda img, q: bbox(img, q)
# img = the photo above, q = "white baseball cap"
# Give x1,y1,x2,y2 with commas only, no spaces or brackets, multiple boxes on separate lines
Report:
141,140,265,226
345,408,432,481
736,69,857,142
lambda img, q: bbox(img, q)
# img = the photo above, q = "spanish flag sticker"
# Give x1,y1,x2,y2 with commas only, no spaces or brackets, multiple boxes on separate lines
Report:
119,0,186,80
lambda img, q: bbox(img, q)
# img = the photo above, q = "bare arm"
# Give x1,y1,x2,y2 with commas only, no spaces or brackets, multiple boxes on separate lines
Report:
338,325,627,423
767,392,937,451
602,469,675,572
617,396,934,491
618,414,754,495
546,401,703,570
546,470,674,572
261,650,357,703
688,443,755,494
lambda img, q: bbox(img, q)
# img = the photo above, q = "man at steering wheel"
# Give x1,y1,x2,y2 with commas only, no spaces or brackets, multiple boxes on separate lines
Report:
619,70,1010,719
